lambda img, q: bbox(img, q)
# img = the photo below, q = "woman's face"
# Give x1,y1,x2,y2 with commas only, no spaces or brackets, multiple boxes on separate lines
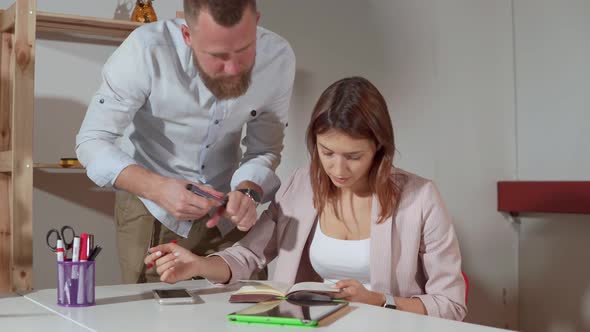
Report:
316,129,377,192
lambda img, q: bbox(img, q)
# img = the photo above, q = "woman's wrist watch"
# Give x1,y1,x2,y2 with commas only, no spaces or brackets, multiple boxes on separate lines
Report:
382,294,397,309
237,188,261,207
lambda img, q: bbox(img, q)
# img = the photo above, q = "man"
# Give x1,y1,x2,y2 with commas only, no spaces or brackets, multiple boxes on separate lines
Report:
76,0,295,283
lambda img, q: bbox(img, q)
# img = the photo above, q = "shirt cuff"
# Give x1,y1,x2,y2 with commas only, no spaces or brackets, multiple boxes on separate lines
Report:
230,164,280,203
411,294,437,317
85,145,137,187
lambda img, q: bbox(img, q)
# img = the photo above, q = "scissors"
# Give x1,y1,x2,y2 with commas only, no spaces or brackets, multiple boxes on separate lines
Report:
46,225,76,253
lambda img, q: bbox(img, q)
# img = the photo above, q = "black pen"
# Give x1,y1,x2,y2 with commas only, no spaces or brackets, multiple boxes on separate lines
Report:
88,246,102,261
186,184,227,205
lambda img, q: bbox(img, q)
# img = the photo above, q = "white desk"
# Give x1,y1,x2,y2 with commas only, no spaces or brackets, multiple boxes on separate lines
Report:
0,293,87,331
20,280,511,332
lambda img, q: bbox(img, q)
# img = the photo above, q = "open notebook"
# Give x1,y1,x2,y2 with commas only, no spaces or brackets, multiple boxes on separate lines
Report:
229,280,340,303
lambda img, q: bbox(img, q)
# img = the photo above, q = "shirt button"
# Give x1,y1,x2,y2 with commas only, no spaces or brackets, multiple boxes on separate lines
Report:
214,120,219,125
250,110,257,117
99,98,104,104
206,144,210,149
285,122,288,127
201,165,205,170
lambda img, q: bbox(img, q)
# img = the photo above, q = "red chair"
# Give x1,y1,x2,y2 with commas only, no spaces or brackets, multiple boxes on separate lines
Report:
462,271,469,304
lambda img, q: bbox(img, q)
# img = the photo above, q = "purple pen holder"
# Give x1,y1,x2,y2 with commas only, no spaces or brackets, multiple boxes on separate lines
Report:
57,261,95,307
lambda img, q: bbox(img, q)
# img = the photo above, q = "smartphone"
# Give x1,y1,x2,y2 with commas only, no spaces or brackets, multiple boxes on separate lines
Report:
186,184,227,206
153,288,195,305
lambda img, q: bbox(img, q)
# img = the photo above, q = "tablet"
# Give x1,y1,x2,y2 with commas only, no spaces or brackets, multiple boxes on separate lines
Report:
227,299,349,327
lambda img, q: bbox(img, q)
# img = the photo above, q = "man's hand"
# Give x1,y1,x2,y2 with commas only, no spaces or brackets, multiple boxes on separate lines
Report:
206,190,257,231
154,178,224,221
114,165,224,221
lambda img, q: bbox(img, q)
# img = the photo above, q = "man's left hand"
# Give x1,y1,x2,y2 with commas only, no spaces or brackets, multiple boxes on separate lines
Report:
206,190,257,231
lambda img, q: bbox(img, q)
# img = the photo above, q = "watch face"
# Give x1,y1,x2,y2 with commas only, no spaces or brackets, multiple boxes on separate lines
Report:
384,304,397,310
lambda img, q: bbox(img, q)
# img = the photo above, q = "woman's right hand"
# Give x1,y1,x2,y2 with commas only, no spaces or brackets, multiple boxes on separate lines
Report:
144,243,201,284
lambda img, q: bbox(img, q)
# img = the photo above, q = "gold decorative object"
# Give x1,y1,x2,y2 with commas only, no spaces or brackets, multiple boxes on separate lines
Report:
131,0,157,23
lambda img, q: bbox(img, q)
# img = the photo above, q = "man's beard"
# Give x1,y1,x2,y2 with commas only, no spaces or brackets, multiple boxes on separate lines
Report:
195,57,254,100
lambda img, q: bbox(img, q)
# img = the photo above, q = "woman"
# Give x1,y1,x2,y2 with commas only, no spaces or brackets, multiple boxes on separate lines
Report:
145,77,467,321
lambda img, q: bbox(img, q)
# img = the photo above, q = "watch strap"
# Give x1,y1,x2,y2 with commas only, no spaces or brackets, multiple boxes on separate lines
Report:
383,294,397,309
237,188,261,205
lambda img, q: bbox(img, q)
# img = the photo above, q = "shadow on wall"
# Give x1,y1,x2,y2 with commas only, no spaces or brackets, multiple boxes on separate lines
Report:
113,0,135,20
520,216,590,332
33,96,114,217
466,269,515,330
33,170,114,217
37,31,123,48
276,68,313,179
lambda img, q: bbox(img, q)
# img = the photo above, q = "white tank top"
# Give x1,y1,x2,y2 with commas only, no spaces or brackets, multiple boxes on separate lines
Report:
309,221,372,290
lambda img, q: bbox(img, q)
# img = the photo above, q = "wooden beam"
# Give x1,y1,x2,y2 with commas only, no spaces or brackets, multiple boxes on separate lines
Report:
0,32,13,292
10,0,35,291
0,4,16,33
498,181,590,215
0,172,10,292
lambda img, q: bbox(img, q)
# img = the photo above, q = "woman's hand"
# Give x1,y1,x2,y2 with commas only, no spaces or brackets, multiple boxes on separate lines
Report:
332,279,386,306
144,243,201,284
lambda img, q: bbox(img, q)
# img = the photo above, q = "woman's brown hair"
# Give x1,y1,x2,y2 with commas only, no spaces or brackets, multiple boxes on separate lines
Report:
306,77,403,223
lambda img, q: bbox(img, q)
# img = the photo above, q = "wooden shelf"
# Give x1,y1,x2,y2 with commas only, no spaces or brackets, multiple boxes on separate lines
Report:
0,9,142,39
1,1,144,292
34,164,85,174
498,181,590,215
0,158,84,173
33,163,83,169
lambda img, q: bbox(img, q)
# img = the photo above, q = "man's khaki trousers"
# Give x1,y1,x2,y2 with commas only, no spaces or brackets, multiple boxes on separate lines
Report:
114,190,266,283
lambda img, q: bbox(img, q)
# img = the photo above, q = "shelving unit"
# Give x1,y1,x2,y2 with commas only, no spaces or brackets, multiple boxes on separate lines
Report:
0,0,141,292
497,181,590,216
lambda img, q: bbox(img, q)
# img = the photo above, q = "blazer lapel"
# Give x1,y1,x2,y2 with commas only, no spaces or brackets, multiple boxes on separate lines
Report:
370,194,393,294
273,186,319,286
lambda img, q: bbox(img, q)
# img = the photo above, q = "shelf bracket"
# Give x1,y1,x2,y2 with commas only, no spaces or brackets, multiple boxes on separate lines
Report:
0,150,11,172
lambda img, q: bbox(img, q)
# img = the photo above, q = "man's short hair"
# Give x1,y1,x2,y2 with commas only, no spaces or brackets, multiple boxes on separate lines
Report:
183,0,257,27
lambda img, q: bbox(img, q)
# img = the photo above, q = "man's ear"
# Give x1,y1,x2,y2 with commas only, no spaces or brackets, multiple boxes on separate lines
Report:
256,11,260,24
181,24,192,47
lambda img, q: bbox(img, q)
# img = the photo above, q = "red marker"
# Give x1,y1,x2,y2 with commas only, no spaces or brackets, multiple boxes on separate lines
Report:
80,233,89,262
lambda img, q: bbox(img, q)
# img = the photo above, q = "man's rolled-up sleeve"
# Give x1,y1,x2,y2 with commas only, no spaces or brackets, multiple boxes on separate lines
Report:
75,32,151,187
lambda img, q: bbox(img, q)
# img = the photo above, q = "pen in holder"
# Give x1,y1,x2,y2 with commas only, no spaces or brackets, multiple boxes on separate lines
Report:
57,261,95,307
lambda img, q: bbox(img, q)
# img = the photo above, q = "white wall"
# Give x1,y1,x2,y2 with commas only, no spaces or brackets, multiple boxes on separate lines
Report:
0,0,521,329
514,1,590,331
